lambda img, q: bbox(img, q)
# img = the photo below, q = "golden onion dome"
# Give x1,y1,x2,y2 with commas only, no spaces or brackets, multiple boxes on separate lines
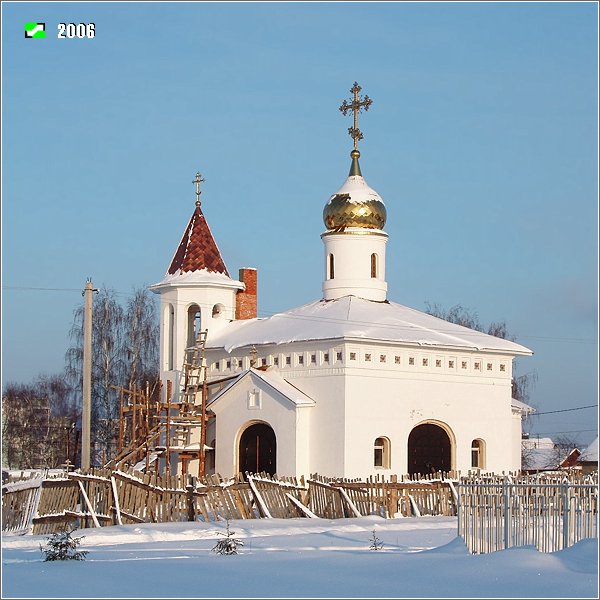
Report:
323,150,386,231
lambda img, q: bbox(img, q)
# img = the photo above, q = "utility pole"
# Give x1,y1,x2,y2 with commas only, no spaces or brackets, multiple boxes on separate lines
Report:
81,279,96,471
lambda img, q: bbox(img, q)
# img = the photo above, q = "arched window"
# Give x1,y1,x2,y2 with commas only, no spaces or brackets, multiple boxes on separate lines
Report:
371,253,378,278
328,253,335,280
167,304,175,370
471,439,485,469
374,437,391,469
187,304,202,349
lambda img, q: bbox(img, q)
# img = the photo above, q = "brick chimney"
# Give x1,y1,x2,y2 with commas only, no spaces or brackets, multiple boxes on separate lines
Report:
236,268,257,320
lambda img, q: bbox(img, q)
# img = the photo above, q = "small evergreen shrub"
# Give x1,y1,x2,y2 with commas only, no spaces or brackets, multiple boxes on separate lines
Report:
40,527,88,561
212,519,244,555
369,529,384,551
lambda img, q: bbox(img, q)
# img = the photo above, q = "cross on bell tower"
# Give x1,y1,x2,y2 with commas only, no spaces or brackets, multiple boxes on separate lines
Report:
339,82,373,150
193,172,205,207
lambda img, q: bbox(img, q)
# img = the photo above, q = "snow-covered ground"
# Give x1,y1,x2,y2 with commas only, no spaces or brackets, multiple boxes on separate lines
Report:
2,516,597,598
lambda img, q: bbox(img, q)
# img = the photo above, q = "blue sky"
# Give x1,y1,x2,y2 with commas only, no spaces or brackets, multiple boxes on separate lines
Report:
2,2,598,446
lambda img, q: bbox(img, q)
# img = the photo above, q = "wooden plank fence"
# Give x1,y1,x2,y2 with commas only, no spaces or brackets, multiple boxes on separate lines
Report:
458,472,598,554
5,467,596,556
3,468,461,533
308,473,458,519
2,475,44,534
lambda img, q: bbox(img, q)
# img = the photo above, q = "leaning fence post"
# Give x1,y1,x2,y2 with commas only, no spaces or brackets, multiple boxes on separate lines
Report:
186,475,196,522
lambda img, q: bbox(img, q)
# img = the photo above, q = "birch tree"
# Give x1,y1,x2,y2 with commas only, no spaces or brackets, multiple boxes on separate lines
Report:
64,287,159,465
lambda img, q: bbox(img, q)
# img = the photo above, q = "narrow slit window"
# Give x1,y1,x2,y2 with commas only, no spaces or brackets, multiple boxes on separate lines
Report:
371,253,378,278
328,254,335,280
167,304,175,370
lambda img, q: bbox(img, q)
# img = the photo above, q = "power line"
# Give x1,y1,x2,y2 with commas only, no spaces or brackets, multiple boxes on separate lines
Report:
528,429,597,435
3,286,83,292
533,404,598,416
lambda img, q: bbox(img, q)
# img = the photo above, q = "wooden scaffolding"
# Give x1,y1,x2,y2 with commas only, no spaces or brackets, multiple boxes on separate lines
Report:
110,329,213,478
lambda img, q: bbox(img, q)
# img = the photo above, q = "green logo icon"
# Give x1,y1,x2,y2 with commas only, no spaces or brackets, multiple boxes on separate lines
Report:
24,22,46,39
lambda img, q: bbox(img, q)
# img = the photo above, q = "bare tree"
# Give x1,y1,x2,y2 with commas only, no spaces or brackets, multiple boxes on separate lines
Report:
65,288,125,464
424,302,537,406
2,371,82,470
63,286,159,465
2,287,158,470
2,383,44,468
125,288,160,392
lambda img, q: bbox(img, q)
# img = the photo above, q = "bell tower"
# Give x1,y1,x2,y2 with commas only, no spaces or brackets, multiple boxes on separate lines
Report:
150,172,244,391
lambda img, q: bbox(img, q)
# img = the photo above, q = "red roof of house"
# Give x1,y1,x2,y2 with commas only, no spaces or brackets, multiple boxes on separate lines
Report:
167,205,229,276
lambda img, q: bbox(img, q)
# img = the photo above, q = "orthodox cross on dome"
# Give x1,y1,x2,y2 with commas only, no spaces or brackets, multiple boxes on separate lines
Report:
339,82,373,150
193,172,205,207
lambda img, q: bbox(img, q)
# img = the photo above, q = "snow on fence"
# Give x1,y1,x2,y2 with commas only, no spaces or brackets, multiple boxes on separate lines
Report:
458,473,598,554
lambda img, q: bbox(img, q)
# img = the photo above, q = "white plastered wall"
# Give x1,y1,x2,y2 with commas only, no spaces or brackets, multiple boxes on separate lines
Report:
341,347,517,477
321,230,388,301
154,281,240,402
204,339,522,478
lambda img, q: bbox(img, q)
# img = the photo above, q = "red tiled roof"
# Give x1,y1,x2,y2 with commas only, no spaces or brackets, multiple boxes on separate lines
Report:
167,206,230,276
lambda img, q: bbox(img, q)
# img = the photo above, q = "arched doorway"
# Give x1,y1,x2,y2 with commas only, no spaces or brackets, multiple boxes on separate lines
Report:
408,423,452,475
238,423,276,476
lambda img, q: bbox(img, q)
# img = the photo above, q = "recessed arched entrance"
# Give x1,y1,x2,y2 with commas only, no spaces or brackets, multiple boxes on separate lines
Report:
408,423,452,475
238,422,276,476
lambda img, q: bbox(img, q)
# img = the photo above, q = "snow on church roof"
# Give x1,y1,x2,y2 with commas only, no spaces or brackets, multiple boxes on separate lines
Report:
207,295,534,355
150,268,243,291
511,397,536,414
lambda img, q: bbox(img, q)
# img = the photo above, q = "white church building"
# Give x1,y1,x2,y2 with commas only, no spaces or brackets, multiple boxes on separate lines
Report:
150,84,533,480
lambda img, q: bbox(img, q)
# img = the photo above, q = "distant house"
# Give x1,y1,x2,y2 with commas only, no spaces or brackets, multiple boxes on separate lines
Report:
521,436,581,473
577,437,598,475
